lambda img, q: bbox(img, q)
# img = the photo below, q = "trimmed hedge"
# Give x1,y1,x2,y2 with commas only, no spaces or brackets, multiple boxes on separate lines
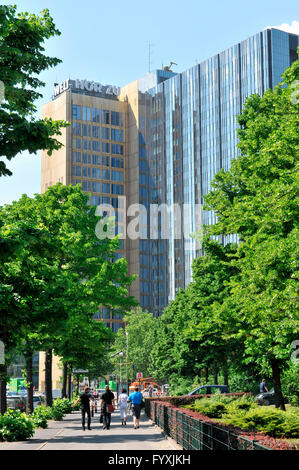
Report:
185,395,299,439
146,392,249,408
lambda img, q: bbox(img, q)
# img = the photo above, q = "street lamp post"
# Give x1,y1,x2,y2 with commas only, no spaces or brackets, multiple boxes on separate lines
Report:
119,351,124,395
110,350,124,398
125,332,129,392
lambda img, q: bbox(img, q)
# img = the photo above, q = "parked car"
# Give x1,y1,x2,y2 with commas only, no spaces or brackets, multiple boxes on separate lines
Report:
256,388,289,406
32,394,45,409
6,395,26,412
188,385,231,396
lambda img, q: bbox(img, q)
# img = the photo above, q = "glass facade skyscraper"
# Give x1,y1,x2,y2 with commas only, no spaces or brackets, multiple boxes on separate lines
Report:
134,28,298,316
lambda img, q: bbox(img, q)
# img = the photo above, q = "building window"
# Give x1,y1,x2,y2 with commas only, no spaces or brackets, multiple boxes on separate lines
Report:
82,106,91,121
102,183,110,193
72,165,81,177
92,141,101,152
102,142,110,153
102,169,110,180
82,166,91,178
111,170,124,182
92,126,100,138
102,110,110,124
111,143,122,155
102,156,110,166
72,104,81,120
82,140,92,151
82,124,91,137
111,128,124,141
111,184,124,195
92,195,101,206
72,151,81,163
92,108,100,123
111,157,124,168
102,127,110,140
92,154,101,165
82,153,91,164
111,111,120,126
82,181,91,191
92,168,101,179
92,182,101,192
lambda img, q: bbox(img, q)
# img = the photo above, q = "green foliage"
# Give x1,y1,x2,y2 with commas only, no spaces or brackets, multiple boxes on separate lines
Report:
0,409,34,441
281,363,299,406
52,398,73,415
0,5,69,176
185,395,299,438
31,407,48,429
188,399,228,418
110,308,157,381
168,376,200,397
225,407,299,438
0,183,137,411
228,370,261,394
150,239,240,386
203,52,299,403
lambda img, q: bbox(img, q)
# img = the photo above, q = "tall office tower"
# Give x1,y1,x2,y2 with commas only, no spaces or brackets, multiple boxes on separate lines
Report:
135,28,299,314
42,28,298,323
41,73,174,328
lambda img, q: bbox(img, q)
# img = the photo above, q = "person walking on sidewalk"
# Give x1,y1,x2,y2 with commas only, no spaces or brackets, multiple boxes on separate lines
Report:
100,385,115,430
118,388,128,426
72,386,94,431
128,387,143,429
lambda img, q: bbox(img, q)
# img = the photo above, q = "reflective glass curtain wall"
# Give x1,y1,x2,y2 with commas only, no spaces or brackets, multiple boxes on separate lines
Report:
138,28,298,314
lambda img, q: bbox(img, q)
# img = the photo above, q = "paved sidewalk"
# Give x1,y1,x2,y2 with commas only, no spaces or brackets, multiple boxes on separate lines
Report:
0,409,181,451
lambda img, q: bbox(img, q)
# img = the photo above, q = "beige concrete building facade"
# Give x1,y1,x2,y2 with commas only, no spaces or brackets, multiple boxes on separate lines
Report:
41,79,141,319
39,74,173,392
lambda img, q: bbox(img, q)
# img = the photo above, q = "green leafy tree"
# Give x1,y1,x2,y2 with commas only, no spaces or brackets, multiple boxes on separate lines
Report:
110,308,158,385
151,238,241,390
0,5,68,176
0,183,137,412
204,51,299,410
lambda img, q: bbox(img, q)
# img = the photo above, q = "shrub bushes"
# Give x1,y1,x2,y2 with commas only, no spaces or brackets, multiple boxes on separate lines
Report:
52,398,73,417
31,406,50,429
0,397,78,441
0,410,35,442
184,395,299,438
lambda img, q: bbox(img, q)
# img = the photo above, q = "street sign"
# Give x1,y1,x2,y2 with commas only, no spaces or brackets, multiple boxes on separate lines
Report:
136,372,143,380
73,369,89,373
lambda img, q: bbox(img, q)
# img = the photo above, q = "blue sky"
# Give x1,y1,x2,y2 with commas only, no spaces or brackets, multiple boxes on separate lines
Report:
0,0,298,205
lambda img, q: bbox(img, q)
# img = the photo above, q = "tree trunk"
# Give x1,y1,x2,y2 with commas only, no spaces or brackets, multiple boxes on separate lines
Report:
0,327,8,415
25,350,34,414
61,362,68,398
223,359,229,387
205,368,209,383
213,364,218,385
67,363,72,399
0,363,7,415
271,358,286,411
76,374,80,395
45,349,53,407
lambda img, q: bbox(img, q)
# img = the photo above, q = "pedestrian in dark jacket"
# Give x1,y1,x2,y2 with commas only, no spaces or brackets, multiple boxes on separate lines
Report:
72,386,94,431
100,385,115,430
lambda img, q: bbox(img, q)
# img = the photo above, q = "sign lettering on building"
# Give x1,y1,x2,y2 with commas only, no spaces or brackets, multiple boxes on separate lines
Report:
54,78,120,98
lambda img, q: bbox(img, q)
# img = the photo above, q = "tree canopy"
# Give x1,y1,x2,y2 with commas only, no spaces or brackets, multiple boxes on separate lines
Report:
0,5,68,176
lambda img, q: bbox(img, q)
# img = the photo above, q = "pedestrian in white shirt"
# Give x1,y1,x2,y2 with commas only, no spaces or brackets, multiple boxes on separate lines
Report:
118,388,128,426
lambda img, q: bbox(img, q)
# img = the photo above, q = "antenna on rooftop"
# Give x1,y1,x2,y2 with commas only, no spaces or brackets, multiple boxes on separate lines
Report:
148,41,152,73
